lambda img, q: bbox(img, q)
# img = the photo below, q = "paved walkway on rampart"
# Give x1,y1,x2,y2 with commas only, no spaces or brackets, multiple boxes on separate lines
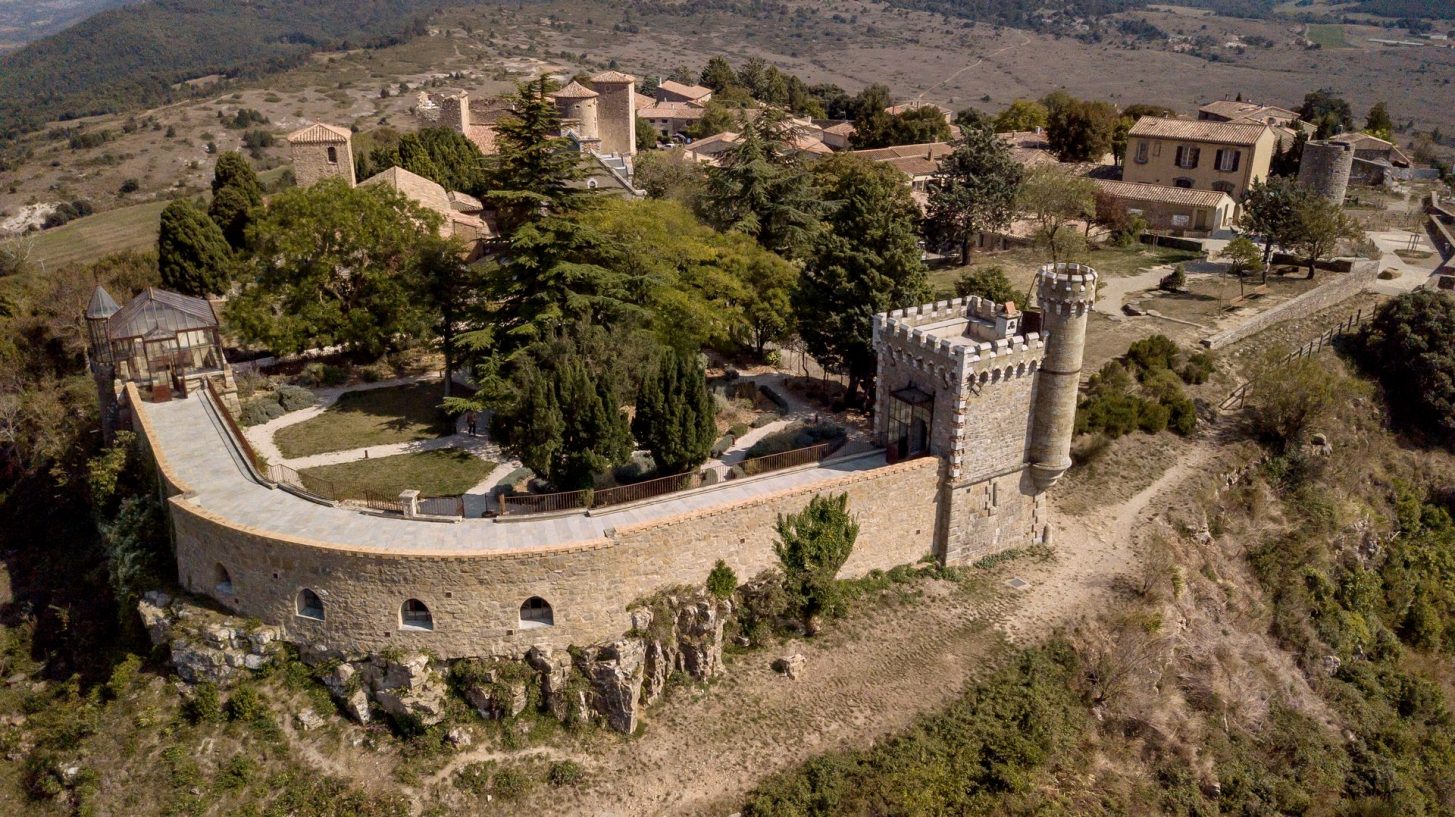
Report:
142,394,887,554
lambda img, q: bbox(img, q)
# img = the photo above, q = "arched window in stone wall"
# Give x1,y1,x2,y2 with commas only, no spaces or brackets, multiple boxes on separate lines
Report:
296,589,325,621
401,599,433,631
214,564,234,595
519,596,554,629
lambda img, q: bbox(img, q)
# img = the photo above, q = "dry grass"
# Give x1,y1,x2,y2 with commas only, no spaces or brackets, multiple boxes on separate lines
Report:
26,200,168,269
273,381,453,459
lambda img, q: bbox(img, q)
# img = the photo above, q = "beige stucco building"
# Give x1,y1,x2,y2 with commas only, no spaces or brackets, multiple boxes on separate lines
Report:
1123,118,1278,201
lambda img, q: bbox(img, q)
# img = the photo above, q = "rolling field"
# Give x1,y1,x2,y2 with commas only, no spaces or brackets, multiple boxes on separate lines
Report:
27,200,166,270
1306,23,1351,48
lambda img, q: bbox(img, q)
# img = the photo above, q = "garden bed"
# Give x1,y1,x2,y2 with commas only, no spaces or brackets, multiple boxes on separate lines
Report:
297,449,494,500
273,381,454,458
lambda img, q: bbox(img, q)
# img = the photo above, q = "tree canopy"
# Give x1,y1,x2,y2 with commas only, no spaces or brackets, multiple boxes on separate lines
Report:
157,199,232,297
632,349,717,475
924,120,1024,265
224,178,438,357
1046,98,1118,162
774,492,860,635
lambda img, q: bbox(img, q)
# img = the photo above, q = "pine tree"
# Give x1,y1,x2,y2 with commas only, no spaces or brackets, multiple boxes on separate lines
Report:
632,350,716,475
396,133,444,185
702,109,824,259
795,154,929,404
494,366,563,480
157,199,232,297
924,120,1024,265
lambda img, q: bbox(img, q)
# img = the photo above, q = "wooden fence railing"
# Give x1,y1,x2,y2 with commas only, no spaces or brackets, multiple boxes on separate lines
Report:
1219,309,1366,412
499,439,845,517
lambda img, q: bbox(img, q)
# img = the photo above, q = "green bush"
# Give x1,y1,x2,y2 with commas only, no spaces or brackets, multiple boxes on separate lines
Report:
186,683,224,724
239,396,284,426
225,684,269,726
1182,350,1215,384
547,760,584,787
1137,400,1170,433
729,422,750,437
491,766,534,800
953,266,1019,304
275,384,316,412
1126,334,1179,375
707,559,738,599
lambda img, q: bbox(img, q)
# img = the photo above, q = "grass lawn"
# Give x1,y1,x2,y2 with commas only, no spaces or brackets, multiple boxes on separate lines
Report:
28,200,168,269
1306,24,1349,49
299,449,495,499
928,243,1204,298
273,381,454,459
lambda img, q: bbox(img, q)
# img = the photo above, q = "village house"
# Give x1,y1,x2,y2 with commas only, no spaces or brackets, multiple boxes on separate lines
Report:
1095,179,1236,234
637,99,708,139
885,101,955,124
654,79,713,105
1122,117,1278,201
685,128,832,165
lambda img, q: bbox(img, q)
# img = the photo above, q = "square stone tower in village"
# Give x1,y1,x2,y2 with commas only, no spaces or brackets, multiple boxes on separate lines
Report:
589,70,637,156
284,123,356,187
872,262,1097,564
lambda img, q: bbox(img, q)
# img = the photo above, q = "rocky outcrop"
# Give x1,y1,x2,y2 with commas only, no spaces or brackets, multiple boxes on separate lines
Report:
142,586,733,735
138,591,283,684
573,639,646,734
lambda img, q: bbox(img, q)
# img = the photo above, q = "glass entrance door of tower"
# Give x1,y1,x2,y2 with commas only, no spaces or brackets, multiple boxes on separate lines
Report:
888,385,934,461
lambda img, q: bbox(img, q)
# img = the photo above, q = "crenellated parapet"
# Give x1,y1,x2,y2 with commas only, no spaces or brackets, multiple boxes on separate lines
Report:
1035,262,1098,316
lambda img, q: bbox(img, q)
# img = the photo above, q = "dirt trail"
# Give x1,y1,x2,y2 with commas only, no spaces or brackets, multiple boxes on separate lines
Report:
519,437,1215,817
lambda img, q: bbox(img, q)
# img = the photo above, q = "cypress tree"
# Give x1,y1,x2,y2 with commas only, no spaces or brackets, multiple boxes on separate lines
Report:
211,151,263,206
550,360,630,489
157,200,232,297
208,185,253,251
632,350,716,475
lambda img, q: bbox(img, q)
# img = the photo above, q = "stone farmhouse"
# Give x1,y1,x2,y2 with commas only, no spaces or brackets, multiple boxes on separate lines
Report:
101,263,1097,662
1123,117,1278,202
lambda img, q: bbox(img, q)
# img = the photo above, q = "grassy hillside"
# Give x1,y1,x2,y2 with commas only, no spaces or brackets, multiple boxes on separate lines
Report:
24,199,167,269
0,0,472,141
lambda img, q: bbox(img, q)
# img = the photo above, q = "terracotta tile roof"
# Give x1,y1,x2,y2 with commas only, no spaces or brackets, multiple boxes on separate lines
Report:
590,70,637,84
852,142,955,164
464,124,498,155
1128,117,1270,146
550,80,599,99
285,122,351,144
686,131,739,153
359,166,452,218
1095,179,1234,208
657,80,712,100
1199,100,1301,125
823,122,856,136
638,101,707,119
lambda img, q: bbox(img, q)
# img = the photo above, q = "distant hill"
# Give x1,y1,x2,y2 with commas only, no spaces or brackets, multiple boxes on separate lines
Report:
0,0,476,141
1354,0,1455,18
0,0,133,51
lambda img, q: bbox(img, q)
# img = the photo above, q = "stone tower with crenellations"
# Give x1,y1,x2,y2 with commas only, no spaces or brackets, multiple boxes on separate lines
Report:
872,262,1097,564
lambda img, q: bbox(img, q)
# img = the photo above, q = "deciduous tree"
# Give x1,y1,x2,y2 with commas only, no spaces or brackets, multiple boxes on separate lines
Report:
225,178,436,357
1046,98,1118,162
993,99,1048,133
1287,193,1360,279
1238,176,1303,272
1018,165,1096,266
796,154,928,404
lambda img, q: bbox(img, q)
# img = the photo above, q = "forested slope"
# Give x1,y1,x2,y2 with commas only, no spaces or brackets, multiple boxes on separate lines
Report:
0,0,474,140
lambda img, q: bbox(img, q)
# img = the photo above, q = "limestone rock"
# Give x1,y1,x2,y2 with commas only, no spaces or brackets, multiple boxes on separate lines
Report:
321,662,370,724
526,647,574,722
296,709,325,731
369,653,447,726
574,639,646,734
446,726,473,747
774,651,806,680
673,596,730,681
462,672,529,721
138,592,283,685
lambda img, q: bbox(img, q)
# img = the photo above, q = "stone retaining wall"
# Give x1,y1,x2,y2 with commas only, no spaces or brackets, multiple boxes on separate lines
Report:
161,452,941,661
1201,259,1380,350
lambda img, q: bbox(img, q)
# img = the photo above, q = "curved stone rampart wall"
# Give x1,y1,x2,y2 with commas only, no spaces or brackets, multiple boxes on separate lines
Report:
150,420,940,659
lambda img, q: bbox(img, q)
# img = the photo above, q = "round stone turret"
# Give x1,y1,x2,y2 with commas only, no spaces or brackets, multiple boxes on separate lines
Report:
1296,138,1354,206
1027,262,1097,491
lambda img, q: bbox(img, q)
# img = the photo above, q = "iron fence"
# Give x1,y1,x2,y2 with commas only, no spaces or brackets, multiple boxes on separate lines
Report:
267,462,402,514
418,495,466,517
499,438,846,517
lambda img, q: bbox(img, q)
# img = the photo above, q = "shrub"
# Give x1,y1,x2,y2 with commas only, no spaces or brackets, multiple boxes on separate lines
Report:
1137,400,1170,433
225,684,269,726
1159,264,1186,291
1182,350,1215,384
774,493,859,634
491,766,534,800
274,384,316,412
1357,290,1455,446
239,397,283,426
729,422,750,437
1245,351,1344,451
186,683,224,723
707,559,738,599
1126,334,1179,376
710,433,736,458
953,266,1019,305
547,760,584,787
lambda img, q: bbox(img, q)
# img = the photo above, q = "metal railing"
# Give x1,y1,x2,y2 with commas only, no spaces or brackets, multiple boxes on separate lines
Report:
498,439,846,517
267,462,402,514
418,494,466,517
1218,309,1366,412
205,378,265,474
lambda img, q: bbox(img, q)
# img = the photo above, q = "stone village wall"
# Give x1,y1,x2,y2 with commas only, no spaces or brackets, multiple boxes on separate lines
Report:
131,384,943,660
1201,259,1380,350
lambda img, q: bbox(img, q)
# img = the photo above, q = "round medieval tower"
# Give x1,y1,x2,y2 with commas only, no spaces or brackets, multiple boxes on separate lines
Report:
1028,262,1097,491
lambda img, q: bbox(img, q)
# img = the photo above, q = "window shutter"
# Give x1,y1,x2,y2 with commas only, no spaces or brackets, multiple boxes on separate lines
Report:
1215,148,1225,170
1175,145,1185,167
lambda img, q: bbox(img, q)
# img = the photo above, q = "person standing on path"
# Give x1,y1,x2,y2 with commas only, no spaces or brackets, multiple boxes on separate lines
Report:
465,410,478,437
